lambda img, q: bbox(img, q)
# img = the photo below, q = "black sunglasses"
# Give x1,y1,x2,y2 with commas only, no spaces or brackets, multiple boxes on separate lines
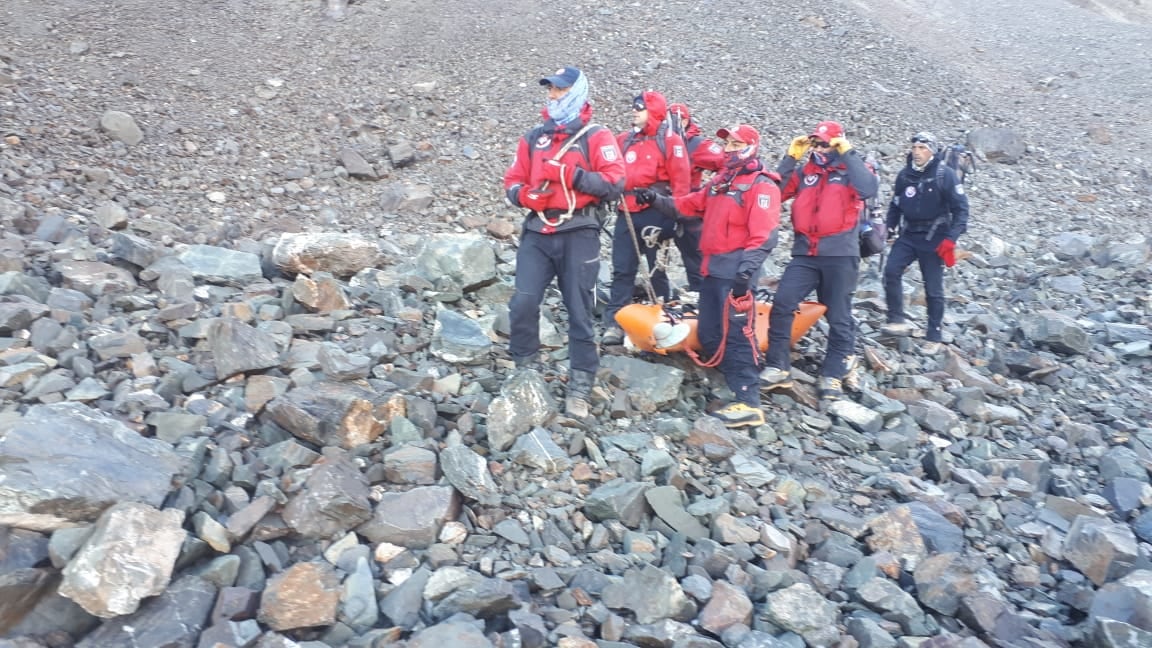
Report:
632,98,647,111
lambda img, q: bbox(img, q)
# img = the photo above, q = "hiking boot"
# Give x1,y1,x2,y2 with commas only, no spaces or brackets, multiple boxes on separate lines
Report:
920,341,944,356
710,402,765,429
601,326,625,346
513,353,544,372
565,394,591,419
843,354,862,391
759,366,793,390
565,370,595,419
818,377,844,401
880,321,916,337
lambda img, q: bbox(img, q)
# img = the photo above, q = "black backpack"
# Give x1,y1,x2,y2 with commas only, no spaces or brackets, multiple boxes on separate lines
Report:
858,153,886,257
938,143,976,184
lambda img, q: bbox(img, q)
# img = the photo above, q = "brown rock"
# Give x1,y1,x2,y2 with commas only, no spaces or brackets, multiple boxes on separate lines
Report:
866,505,927,571
257,562,341,631
263,381,387,449
485,219,516,239
244,375,290,413
291,272,351,313
697,580,753,635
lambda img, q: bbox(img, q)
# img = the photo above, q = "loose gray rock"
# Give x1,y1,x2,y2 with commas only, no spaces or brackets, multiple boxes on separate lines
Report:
99,110,144,146
74,576,215,647
357,485,460,548
0,403,185,530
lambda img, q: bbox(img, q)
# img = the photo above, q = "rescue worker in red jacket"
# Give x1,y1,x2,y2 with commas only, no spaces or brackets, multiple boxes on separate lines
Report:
759,120,879,401
667,102,725,296
601,91,691,345
638,124,781,428
503,66,625,418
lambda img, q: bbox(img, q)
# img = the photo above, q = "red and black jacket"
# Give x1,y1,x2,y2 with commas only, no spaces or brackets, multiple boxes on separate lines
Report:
617,91,691,213
503,103,625,234
777,150,879,257
665,161,781,279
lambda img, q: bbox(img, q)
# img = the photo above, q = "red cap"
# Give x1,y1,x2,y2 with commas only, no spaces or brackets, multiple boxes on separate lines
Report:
668,103,691,122
810,121,844,141
715,124,760,148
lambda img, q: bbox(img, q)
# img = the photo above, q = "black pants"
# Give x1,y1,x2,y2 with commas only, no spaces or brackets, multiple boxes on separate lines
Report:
698,275,761,407
674,220,704,292
883,235,946,342
765,255,860,379
604,207,675,325
509,228,600,375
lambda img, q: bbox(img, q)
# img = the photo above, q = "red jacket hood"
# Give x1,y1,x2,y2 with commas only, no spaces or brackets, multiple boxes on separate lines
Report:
640,91,668,136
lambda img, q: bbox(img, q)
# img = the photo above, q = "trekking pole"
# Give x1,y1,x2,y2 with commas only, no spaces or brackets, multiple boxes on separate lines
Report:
620,201,659,305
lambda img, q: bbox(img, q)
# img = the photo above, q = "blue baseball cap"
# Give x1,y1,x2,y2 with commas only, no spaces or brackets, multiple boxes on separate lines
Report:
539,66,582,88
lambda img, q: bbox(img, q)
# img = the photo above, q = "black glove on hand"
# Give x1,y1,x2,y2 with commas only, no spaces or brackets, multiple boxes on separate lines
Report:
634,188,657,206
730,272,751,297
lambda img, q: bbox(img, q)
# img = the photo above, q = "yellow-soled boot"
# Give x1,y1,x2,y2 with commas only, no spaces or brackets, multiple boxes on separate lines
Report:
710,402,765,429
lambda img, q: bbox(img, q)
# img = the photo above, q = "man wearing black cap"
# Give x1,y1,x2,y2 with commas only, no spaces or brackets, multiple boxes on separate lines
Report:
601,90,691,346
637,123,780,428
880,131,970,354
759,120,879,401
503,66,625,419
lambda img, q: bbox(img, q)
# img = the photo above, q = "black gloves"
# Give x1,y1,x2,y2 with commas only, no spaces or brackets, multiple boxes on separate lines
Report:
730,271,751,297
634,188,657,206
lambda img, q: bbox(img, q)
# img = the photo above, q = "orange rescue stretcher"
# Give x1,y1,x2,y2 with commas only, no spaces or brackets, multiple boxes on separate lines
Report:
615,301,827,355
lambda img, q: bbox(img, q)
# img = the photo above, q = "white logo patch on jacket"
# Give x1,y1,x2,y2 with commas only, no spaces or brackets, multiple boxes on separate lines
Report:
905,186,917,198
673,145,684,158
758,195,771,209
803,175,819,186
601,146,618,161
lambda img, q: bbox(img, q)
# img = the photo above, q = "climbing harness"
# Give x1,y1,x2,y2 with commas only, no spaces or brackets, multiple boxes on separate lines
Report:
534,122,598,228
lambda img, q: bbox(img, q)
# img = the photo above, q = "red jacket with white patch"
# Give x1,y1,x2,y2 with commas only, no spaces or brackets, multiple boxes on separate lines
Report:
617,91,691,213
504,104,625,234
670,163,781,279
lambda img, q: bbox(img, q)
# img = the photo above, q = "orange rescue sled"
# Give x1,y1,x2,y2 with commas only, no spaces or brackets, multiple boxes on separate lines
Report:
615,301,827,355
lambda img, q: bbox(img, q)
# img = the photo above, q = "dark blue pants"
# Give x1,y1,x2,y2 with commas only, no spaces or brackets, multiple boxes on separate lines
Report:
605,207,675,324
883,235,945,342
698,275,761,407
674,221,704,292
509,229,600,375
766,255,860,379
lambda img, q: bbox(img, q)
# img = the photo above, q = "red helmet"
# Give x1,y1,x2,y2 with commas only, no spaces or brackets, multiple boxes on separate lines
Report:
810,121,844,142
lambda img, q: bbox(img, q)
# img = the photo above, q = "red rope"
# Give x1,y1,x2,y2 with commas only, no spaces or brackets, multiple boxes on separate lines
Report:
684,292,760,369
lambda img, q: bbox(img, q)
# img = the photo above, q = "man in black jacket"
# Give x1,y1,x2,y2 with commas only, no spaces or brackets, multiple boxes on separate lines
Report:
880,132,970,354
